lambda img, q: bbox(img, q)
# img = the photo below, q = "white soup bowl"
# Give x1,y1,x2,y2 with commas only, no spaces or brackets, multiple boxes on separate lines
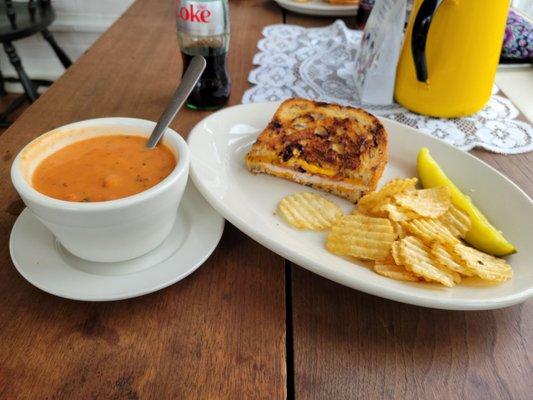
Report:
11,117,189,263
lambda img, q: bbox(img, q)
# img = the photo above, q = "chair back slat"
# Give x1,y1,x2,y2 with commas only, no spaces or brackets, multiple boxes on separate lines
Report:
5,0,17,29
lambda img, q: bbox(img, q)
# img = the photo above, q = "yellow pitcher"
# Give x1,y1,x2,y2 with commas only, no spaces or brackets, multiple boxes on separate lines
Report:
395,0,510,118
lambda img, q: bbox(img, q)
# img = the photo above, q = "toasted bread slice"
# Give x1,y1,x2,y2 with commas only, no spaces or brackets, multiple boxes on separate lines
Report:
245,98,388,203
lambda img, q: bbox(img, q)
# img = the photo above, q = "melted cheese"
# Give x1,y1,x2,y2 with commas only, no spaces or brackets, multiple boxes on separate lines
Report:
247,154,364,186
256,163,367,194
288,159,336,177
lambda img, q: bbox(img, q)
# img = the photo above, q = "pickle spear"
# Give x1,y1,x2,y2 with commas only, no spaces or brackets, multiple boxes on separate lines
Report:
417,147,516,256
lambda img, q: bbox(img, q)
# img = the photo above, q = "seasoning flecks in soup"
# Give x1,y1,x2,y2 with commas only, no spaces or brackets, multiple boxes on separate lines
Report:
32,135,177,202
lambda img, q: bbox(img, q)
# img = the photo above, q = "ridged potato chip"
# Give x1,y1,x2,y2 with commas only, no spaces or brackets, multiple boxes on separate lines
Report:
278,175,513,287
391,240,402,265
433,262,462,284
398,236,456,287
439,204,471,238
401,218,459,245
453,243,513,282
278,192,342,230
391,221,406,239
394,187,451,218
430,242,473,277
380,203,420,221
326,213,395,261
378,254,396,264
357,178,418,215
373,262,420,282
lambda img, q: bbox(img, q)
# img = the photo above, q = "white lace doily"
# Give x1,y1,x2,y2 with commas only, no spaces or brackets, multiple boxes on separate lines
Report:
242,20,533,154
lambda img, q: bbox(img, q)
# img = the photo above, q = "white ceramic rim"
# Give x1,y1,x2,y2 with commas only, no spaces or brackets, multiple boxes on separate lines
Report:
273,0,359,15
11,117,190,212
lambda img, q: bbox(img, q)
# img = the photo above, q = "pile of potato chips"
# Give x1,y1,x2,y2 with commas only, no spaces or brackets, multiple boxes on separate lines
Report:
277,178,512,287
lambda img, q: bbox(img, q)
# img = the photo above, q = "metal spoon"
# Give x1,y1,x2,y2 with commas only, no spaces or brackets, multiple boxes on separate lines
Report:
146,55,207,148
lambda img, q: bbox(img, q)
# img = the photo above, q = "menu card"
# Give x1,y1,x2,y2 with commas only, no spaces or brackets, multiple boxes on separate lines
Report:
354,0,407,105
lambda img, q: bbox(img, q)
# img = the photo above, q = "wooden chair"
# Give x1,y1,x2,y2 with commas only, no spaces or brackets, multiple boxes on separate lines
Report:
0,0,72,127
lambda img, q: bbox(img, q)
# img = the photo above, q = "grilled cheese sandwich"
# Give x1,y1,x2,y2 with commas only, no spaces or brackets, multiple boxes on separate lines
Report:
245,98,388,203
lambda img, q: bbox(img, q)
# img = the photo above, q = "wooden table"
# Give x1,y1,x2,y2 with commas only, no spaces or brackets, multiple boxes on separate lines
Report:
0,1,531,398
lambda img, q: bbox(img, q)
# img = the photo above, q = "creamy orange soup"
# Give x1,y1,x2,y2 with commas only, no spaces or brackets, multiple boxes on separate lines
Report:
32,135,177,202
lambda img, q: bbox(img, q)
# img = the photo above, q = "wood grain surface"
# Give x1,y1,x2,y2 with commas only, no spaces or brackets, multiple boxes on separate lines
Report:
291,267,533,400
0,1,287,399
285,10,533,400
0,1,532,399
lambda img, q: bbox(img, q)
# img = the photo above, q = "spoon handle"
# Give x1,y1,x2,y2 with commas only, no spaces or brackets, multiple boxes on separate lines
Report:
146,55,207,148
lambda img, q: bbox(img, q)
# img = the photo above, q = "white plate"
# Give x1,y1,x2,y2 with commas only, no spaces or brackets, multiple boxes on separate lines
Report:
9,183,224,301
274,0,358,17
188,102,533,310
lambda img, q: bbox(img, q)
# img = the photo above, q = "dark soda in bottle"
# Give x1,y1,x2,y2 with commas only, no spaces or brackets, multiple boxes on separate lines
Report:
355,0,375,30
176,0,231,110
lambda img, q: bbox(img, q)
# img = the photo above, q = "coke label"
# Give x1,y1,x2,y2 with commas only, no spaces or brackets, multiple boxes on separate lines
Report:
176,0,225,36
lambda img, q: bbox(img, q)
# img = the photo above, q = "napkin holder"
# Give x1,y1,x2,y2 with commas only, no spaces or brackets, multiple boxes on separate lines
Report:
354,0,407,105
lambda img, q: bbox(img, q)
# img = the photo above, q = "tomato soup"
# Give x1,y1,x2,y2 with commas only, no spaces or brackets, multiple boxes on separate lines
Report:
32,135,176,202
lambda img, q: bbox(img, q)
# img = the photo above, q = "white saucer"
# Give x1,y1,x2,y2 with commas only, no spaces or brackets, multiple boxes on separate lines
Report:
9,182,224,301
273,0,358,17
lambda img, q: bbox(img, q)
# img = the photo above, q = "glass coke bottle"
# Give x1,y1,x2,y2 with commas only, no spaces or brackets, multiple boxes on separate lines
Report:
176,0,231,110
